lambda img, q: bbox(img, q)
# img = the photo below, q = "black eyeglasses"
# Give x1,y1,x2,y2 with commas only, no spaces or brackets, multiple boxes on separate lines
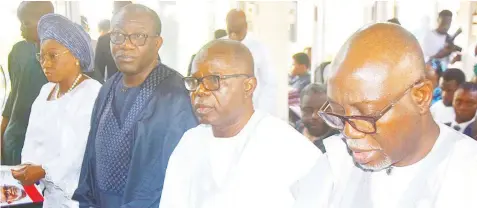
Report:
184,74,252,92
36,50,69,64
110,31,158,46
318,80,422,134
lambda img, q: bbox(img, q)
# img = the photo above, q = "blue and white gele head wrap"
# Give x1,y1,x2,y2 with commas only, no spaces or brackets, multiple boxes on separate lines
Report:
37,14,94,72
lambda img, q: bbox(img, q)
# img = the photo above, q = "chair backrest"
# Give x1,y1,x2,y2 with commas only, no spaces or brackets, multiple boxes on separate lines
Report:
314,61,331,83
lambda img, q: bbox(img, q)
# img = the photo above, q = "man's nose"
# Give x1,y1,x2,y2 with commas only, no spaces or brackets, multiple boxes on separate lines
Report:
311,110,320,119
343,121,366,140
119,38,136,50
195,83,210,97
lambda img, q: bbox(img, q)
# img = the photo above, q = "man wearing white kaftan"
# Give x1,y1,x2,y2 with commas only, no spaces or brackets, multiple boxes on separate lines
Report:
324,124,477,207
318,23,477,208
161,111,331,208
160,40,332,208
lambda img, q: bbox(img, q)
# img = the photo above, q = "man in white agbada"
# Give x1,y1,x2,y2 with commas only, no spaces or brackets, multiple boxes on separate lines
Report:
160,40,332,208
318,23,477,207
224,9,279,118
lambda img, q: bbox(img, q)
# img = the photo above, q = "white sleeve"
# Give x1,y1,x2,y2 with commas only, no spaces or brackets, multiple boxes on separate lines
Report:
421,32,438,60
254,44,279,117
21,84,49,164
160,131,192,208
21,98,42,164
291,154,333,208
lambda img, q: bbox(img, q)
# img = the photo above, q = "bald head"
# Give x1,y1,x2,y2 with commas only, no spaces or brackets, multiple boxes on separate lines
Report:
227,9,247,21
113,4,162,35
330,23,425,100
193,39,254,75
324,23,437,171
113,1,132,14
226,9,248,41
17,1,54,42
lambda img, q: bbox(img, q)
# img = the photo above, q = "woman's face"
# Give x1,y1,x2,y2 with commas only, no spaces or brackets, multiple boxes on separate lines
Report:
39,39,80,83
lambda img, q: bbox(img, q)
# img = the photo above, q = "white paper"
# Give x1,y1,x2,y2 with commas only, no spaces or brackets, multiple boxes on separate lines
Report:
0,165,43,206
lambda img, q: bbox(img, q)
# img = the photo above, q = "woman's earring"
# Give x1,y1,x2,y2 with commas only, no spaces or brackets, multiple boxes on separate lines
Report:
76,61,80,66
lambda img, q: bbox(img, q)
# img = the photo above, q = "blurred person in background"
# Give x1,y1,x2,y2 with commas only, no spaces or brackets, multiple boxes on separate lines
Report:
95,1,132,82
288,52,311,129
300,83,338,153
426,60,443,104
1,1,53,174
421,10,461,70
430,68,466,124
444,82,477,137
225,9,279,118
2,2,51,208
98,19,111,37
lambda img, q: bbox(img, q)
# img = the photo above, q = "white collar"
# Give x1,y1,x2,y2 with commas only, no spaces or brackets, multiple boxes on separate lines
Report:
450,118,475,133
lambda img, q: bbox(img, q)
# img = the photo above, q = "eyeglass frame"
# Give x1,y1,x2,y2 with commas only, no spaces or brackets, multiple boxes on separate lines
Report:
36,50,69,64
183,74,253,92
110,31,159,46
318,80,423,134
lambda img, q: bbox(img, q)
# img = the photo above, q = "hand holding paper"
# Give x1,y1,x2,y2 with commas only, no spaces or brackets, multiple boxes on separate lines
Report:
11,164,45,186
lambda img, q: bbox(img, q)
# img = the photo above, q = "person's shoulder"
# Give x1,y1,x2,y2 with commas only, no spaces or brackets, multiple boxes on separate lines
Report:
430,100,443,110
256,111,320,156
39,82,55,95
157,64,188,94
12,40,33,49
10,40,35,54
173,124,210,154
439,123,477,163
82,79,102,92
97,34,110,42
451,132,477,158
182,124,210,140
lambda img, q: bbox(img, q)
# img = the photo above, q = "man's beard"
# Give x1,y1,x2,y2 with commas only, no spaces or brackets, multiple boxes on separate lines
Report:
345,138,393,172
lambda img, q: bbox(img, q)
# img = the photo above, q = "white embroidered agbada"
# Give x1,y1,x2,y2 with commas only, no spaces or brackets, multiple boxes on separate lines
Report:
324,123,477,208
21,79,101,208
160,111,333,208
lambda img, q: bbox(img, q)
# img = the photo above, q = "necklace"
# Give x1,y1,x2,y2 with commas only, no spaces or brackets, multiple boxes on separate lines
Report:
55,73,83,99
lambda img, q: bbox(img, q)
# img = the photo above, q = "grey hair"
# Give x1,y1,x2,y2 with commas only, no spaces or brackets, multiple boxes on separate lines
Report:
300,83,327,100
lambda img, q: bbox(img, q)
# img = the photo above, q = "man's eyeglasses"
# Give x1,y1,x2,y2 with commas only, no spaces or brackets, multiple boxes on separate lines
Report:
36,50,69,64
318,80,422,134
184,74,252,92
110,31,158,46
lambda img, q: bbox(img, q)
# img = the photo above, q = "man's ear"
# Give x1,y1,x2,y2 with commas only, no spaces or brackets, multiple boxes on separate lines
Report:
155,36,163,50
244,77,257,98
411,79,433,114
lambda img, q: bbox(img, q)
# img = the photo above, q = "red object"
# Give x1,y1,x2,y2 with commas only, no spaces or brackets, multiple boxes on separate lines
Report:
22,184,44,203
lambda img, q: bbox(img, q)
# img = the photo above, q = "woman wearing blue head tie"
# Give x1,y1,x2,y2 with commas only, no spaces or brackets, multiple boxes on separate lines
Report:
11,14,102,207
